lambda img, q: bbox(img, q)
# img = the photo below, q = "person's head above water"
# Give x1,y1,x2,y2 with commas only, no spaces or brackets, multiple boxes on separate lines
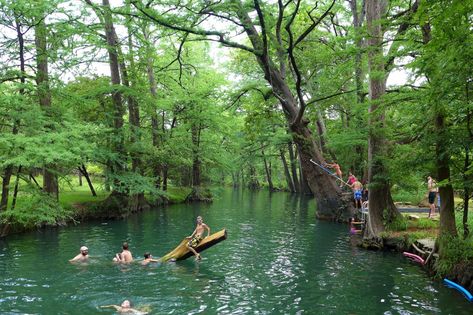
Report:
121,300,131,308
122,242,129,250
80,246,88,256
196,216,203,224
144,252,151,259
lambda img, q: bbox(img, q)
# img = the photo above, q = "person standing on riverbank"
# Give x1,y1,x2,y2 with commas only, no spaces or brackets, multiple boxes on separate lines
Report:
347,172,357,185
350,179,363,210
427,176,438,218
69,246,89,262
186,216,210,260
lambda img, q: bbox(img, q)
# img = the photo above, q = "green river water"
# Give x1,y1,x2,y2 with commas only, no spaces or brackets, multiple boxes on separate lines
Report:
0,189,471,314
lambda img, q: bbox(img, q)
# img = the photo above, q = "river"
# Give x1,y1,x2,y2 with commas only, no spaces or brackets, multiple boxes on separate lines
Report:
0,189,471,314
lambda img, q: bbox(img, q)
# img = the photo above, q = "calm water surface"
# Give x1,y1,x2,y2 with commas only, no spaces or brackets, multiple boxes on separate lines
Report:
0,189,471,314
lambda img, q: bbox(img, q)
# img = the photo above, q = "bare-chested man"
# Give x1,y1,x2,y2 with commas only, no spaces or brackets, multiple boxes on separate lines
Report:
186,216,210,260
120,242,133,263
69,246,89,262
350,180,363,209
427,176,438,218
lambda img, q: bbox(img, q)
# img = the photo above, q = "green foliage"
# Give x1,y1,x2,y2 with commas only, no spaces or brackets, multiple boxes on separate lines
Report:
436,235,473,275
386,216,409,231
411,218,439,230
0,191,73,229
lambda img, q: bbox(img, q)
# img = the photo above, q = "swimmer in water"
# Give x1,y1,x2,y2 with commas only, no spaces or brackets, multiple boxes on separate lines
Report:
100,300,149,314
69,246,89,262
141,252,159,266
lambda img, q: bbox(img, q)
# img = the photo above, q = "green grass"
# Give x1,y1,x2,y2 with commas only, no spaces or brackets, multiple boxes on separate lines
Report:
59,191,109,208
165,187,192,203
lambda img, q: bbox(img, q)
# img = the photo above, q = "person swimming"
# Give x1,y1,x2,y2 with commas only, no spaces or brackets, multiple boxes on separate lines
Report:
141,252,159,266
100,300,149,314
69,246,89,262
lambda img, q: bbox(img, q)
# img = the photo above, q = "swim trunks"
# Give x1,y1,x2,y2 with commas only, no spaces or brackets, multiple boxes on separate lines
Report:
188,235,202,248
428,191,436,204
354,189,362,201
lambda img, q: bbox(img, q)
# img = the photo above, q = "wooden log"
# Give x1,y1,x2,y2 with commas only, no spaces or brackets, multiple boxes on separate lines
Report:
408,214,420,221
159,229,227,262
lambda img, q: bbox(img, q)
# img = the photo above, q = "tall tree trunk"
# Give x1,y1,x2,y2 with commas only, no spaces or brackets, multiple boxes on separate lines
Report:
349,0,366,105
262,150,274,191
35,13,58,200
280,148,295,192
1,16,24,212
162,165,168,191
436,112,457,238
247,166,259,190
142,25,162,190
462,146,470,239
11,166,22,210
349,0,367,177
297,145,313,195
191,123,202,187
364,0,400,242
0,166,14,211
288,141,300,192
121,11,147,212
78,165,97,197
102,0,126,191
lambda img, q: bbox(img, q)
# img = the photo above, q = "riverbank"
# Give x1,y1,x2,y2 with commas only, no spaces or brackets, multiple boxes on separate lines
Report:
0,186,193,237
358,211,473,298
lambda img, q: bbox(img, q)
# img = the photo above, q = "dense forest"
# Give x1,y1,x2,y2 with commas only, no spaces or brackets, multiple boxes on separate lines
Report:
0,0,472,266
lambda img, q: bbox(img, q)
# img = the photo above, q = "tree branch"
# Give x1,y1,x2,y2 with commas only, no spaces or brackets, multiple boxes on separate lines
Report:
293,0,336,48
130,0,256,54
306,89,358,106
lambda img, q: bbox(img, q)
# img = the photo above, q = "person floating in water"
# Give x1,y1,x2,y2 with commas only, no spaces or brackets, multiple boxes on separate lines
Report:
100,300,149,314
141,252,159,266
69,246,89,262
186,216,210,260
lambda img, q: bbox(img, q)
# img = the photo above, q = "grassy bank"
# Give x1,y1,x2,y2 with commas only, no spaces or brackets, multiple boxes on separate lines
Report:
0,174,192,234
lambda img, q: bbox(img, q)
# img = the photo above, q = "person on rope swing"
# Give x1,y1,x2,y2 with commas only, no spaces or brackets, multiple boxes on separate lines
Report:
186,216,210,260
324,161,343,187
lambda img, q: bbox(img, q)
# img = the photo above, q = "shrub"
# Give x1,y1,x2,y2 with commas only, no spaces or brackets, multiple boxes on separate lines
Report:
0,191,73,229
